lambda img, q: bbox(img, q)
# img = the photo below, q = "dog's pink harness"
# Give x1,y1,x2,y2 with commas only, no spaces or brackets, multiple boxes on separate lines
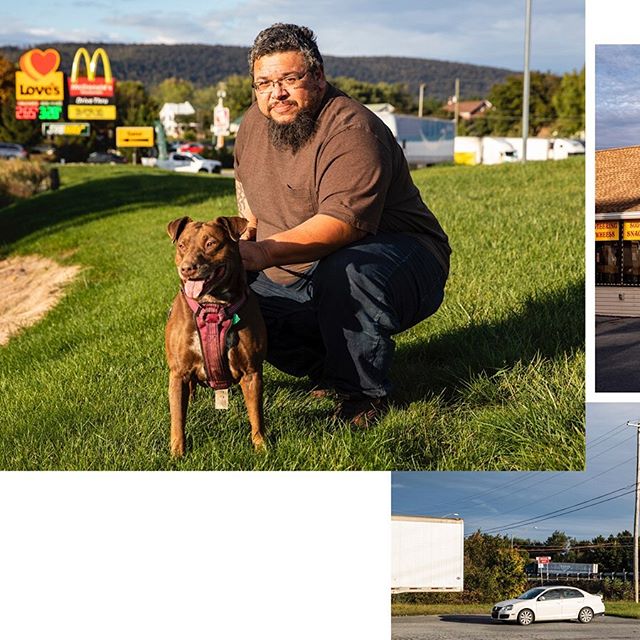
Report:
182,289,248,390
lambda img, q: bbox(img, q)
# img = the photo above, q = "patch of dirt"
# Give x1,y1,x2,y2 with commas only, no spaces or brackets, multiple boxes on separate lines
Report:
0,255,81,346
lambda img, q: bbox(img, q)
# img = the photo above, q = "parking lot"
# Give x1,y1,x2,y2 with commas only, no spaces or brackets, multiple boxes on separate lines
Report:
391,615,638,640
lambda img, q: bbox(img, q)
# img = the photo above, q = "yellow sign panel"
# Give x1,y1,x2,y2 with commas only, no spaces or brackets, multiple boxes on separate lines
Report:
596,221,619,241
68,104,116,120
15,70,64,101
623,220,640,240
454,151,477,166
116,126,155,148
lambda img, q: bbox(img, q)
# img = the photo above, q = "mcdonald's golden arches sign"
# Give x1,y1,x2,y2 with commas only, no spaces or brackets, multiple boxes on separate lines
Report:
67,47,116,120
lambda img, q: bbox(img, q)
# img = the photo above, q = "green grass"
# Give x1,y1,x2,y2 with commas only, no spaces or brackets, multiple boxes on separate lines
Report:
391,600,640,619
605,601,640,619
0,158,584,470
392,602,489,616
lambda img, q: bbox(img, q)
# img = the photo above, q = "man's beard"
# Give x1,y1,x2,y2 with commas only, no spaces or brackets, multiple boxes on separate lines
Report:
268,107,317,153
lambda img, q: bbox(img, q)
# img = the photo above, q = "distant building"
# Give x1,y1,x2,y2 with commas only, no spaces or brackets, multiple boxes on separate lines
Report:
159,101,196,139
443,99,492,120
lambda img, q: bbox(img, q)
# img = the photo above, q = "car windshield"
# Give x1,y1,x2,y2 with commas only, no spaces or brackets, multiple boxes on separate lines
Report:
517,588,547,600
191,153,204,160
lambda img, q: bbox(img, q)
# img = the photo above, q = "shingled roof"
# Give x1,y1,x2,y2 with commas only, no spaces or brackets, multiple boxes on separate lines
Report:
596,146,640,213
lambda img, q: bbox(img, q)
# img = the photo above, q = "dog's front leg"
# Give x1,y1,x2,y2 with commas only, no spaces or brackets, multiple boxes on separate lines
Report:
239,370,266,450
168,373,190,457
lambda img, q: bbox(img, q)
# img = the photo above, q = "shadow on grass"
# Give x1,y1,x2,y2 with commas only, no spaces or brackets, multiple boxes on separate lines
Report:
0,171,236,251
391,279,584,405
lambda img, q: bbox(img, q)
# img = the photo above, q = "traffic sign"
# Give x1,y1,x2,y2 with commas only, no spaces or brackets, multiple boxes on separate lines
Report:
213,104,230,136
115,126,155,148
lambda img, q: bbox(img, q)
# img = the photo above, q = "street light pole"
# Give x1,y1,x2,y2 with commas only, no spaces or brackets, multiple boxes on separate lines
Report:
627,421,640,603
521,0,532,163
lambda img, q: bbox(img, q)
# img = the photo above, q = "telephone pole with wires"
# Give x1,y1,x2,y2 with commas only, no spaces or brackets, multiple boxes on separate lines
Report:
626,420,640,603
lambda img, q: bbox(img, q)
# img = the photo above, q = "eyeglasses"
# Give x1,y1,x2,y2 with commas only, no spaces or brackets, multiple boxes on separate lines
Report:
252,70,310,95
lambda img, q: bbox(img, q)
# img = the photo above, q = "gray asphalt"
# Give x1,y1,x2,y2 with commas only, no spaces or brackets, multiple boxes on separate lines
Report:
596,316,640,392
392,615,638,640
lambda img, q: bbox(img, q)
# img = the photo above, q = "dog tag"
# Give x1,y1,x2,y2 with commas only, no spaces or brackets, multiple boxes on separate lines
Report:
215,389,229,410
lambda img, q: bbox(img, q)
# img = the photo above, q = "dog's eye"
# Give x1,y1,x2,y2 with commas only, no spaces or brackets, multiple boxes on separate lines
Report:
178,242,185,251
205,239,217,250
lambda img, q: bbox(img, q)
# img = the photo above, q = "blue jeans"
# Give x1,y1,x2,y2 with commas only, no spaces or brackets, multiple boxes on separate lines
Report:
249,232,447,398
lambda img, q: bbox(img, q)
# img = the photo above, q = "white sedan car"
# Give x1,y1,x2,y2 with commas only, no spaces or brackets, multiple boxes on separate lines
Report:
491,586,605,625
157,151,222,174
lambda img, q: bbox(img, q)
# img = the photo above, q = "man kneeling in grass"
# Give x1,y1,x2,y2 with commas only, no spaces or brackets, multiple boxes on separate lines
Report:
235,23,450,426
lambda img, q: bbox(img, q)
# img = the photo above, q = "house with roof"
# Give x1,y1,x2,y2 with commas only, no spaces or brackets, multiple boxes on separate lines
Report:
159,101,196,139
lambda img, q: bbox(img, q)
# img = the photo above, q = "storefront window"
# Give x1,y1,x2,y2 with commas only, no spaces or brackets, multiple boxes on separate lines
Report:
623,240,640,284
596,220,621,285
596,241,620,284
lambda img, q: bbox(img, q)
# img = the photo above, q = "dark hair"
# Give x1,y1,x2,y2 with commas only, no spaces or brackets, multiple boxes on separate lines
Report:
248,23,324,74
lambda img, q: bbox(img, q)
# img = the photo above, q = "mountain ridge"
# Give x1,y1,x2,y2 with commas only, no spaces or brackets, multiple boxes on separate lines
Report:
0,42,520,100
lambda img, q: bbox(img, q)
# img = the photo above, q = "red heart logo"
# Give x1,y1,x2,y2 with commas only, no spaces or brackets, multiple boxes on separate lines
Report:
19,48,61,79
32,50,58,76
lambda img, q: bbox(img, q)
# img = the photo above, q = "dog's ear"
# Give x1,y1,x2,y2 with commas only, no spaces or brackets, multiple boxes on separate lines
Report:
216,216,248,242
167,217,192,243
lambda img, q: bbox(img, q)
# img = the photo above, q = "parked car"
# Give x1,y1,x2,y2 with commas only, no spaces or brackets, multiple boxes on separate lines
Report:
86,151,127,165
157,151,222,174
0,142,28,160
492,586,605,625
178,142,206,154
29,143,58,162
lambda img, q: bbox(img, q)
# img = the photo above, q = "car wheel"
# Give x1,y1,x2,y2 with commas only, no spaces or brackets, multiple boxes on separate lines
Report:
578,607,594,623
517,609,534,626
213,166,221,174
198,168,208,173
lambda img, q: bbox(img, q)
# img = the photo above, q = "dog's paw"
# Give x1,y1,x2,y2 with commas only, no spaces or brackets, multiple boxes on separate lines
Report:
252,435,267,452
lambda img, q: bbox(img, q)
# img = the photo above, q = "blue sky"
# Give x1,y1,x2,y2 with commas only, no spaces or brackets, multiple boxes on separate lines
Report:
392,403,639,541
0,0,584,74
596,45,640,149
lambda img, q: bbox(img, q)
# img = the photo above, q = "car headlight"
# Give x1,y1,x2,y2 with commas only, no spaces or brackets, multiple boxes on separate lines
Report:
502,605,513,612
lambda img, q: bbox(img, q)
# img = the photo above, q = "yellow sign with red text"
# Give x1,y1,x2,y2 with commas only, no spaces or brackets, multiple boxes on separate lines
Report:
15,48,64,101
116,126,154,147
596,221,619,241
623,220,640,241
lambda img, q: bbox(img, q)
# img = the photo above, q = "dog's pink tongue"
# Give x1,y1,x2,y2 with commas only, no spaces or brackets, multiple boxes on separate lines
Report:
184,279,204,299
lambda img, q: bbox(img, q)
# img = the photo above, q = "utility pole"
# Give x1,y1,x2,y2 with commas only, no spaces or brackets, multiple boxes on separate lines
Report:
627,421,640,603
418,83,425,118
521,0,532,163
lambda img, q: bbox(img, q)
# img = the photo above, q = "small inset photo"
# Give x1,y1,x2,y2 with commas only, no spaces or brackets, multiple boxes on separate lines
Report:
596,45,640,392
391,403,640,638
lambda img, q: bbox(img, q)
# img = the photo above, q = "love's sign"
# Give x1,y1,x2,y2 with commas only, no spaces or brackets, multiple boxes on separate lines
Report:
15,48,64,101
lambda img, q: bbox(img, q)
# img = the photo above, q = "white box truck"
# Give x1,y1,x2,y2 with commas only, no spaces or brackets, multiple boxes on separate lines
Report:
505,136,551,161
392,515,464,593
373,112,454,167
454,136,517,165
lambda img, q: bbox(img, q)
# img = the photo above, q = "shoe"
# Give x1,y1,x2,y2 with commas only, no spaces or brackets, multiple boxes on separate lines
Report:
333,394,389,428
309,387,335,399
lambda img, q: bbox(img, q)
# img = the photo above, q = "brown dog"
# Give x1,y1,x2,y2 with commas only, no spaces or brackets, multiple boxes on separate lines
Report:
165,215,267,456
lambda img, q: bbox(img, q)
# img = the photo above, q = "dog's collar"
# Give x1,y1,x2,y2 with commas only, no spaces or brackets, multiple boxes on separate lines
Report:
181,288,249,390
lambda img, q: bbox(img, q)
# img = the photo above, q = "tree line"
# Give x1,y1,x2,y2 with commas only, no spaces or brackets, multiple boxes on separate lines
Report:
394,529,636,605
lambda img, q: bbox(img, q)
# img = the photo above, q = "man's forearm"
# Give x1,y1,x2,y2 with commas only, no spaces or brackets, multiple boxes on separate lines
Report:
239,213,367,271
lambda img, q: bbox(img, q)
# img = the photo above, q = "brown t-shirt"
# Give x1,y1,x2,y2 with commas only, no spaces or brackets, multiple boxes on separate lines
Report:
234,83,451,284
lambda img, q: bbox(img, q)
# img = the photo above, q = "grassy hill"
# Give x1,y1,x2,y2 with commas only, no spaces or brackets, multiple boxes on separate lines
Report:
0,43,516,99
0,158,584,470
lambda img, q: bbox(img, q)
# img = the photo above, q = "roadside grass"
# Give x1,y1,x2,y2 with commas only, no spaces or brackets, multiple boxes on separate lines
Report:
391,600,640,619
0,158,584,470
605,601,640,619
391,603,489,616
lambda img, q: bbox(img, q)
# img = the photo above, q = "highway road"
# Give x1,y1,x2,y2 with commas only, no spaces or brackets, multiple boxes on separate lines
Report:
392,614,639,639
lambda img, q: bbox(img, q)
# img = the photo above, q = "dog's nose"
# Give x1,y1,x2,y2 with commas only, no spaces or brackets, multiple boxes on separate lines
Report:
180,262,198,278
